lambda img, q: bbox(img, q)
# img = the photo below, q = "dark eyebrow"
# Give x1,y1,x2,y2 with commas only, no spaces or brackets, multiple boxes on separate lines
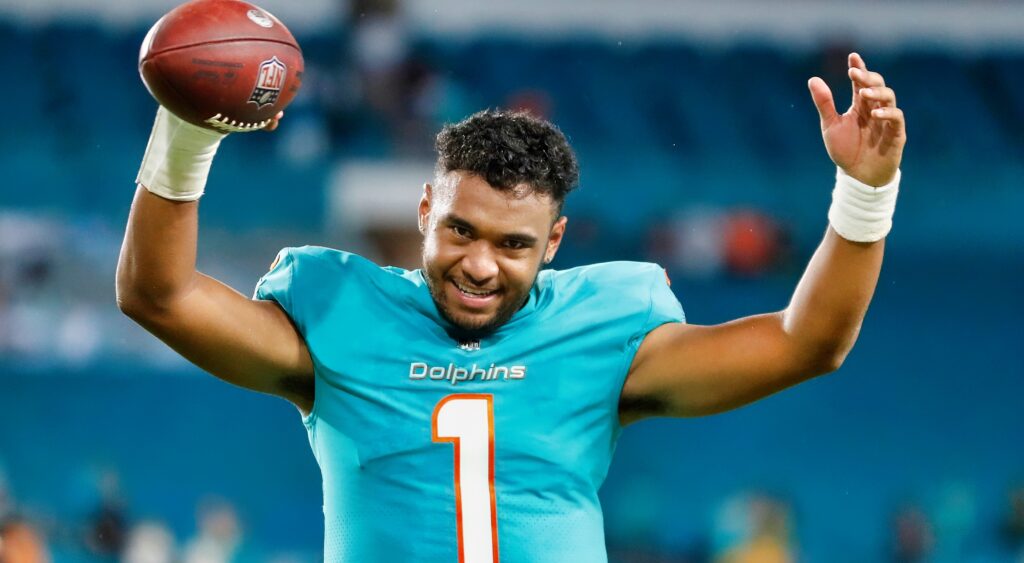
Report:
445,213,538,246
444,214,476,232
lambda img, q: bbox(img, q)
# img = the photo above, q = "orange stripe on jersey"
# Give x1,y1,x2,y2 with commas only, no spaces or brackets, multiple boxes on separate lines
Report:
432,393,500,563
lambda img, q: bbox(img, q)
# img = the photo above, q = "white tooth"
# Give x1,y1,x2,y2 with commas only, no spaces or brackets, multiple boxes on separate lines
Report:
456,282,492,296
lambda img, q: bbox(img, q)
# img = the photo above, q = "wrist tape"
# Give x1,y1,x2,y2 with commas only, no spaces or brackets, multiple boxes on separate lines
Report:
136,106,227,201
827,167,900,243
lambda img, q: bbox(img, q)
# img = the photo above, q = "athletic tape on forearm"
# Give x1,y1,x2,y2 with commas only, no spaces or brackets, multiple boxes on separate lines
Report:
136,106,227,201
827,167,900,243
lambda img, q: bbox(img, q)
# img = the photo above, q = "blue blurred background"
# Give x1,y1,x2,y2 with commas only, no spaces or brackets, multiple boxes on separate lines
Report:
1,0,1022,561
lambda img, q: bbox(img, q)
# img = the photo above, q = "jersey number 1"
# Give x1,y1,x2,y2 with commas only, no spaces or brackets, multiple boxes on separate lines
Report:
432,394,500,563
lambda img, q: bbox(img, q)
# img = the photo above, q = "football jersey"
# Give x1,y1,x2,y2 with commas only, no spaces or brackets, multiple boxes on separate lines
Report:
254,246,685,563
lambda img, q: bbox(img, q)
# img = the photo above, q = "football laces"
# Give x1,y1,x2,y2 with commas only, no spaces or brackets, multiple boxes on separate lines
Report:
205,113,272,133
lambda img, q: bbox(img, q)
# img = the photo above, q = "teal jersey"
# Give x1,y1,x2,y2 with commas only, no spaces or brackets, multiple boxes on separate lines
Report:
255,246,684,563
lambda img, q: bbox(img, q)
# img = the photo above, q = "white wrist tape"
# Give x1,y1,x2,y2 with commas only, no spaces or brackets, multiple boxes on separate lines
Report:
136,106,227,201
827,167,900,242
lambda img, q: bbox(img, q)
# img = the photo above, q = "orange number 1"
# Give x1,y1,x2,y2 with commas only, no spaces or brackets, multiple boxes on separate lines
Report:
432,394,500,563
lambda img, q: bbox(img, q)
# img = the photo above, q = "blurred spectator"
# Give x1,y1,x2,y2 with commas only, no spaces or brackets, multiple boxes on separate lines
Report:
0,213,60,359
183,499,242,563
722,211,789,278
123,522,176,563
0,278,9,355
347,0,438,153
712,492,795,563
647,207,789,279
506,89,553,120
646,206,727,279
931,481,977,561
351,0,407,77
0,517,50,563
891,503,934,563
0,467,10,522
83,470,127,558
56,305,103,366
1001,484,1024,561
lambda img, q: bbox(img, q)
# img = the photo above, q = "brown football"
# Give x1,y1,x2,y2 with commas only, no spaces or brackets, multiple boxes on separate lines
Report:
139,0,303,132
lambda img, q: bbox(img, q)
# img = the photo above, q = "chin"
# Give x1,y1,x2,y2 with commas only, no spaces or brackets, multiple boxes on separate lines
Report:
424,269,526,335
445,309,502,336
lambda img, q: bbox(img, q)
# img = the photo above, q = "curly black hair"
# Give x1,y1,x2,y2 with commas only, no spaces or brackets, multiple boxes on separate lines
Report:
435,109,580,214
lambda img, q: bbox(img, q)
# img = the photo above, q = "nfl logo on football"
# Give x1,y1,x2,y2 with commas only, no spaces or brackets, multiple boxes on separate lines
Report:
248,56,286,108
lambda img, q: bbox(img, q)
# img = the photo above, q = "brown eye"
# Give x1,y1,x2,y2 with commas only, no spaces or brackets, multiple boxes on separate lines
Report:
451,225,471,238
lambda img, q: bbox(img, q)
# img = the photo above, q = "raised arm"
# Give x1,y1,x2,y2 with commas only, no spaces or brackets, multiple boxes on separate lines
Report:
116,108,314,413
620,53,906,422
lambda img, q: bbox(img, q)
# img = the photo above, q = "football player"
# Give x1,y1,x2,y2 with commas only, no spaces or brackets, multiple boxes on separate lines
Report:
117,53,905,562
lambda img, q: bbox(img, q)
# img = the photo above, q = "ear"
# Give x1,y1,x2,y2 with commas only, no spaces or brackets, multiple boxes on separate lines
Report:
418,183,432,234
544,216,568,264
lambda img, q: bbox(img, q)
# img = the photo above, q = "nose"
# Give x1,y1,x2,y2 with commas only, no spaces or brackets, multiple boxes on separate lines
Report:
460,241,499,286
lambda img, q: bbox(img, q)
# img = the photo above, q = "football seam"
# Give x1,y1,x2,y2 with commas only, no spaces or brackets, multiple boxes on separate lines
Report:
144,37,302,60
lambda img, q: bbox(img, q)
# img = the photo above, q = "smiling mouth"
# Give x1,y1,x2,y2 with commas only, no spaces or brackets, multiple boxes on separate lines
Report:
451,279,500,298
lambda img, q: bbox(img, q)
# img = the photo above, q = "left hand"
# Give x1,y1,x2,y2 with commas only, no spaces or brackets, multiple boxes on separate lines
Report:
808,53,906,187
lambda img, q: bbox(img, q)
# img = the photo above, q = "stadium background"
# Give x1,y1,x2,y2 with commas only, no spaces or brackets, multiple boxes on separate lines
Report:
1,0,1022,561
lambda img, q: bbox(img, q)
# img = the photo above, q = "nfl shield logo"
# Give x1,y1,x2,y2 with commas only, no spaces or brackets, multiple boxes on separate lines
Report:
248,56,287,109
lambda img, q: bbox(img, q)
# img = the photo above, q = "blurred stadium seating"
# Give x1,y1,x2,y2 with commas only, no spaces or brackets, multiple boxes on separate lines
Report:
1,2,1022,561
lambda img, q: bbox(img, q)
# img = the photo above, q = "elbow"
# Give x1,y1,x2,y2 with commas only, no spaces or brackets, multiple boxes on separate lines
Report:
115,262,143,319
803,342,851,376
791,323,862,377
115,253,139,318
782,308,864,377
115,255,175,322
115,279,148,321
818,350,848,375
116,286,177,328
115,270,167,323
116,269,193,326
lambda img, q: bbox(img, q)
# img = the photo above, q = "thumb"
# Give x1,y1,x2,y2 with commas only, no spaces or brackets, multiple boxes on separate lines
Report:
807,77,837,127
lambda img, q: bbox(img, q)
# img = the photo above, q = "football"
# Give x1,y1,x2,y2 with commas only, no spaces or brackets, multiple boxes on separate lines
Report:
139,0,303,132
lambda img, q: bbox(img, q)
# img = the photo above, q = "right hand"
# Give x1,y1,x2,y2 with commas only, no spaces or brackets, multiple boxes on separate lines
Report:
264,111,285,132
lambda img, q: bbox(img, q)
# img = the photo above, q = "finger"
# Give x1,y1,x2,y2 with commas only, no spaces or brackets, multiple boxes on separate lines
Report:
848,54,886,88
807,77,838,127
263,111,285,132
872,107,907,156
849,52,867,71
849,67,886,88
850,53,888,89
848,51,885,113
871,107,907,145
871,106,905,125
860,86,897,108
847,52,867,104
849,68,886,117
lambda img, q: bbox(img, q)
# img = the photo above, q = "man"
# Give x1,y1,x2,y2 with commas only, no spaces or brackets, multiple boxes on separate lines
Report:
117,53,905,562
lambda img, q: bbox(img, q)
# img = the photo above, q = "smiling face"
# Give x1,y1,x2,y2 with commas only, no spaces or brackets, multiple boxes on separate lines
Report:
419,170,567,336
